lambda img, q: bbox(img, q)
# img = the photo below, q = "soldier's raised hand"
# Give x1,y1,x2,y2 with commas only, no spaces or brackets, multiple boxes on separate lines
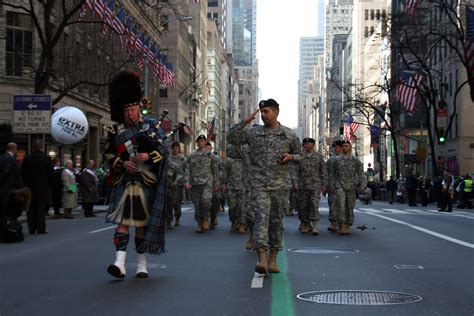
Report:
244,109,260,125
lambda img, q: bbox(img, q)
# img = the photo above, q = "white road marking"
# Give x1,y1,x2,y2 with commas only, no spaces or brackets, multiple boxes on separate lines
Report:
89,226,116,234
358,208,385,213
382,208,412,214
366,213,474,249
251,272,265,288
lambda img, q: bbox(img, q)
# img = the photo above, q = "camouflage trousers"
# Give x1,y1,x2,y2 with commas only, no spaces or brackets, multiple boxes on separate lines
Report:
333,188,356,226
191,183,213,222
245,190,255,231
211,192,224,220
327,192,334,222
252,190,289,250
165,184,183,223
227,190,246,225
298,190,321,223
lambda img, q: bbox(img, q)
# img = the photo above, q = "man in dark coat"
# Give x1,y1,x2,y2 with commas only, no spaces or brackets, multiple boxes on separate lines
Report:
405,171,418,207
79,160,98,217
21,140,53,234
0,143,23,217
386,176,398,204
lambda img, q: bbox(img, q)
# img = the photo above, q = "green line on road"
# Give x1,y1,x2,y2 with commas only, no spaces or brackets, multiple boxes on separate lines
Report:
271,241,296,316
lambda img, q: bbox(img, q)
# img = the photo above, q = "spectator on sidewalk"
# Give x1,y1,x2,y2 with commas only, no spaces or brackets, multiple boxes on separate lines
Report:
386,176,397,204
438,169,454,212
405,171,418,207
419,176,431,207
0,143,24,217
51,158,63,216
21,140,53,234
62,160,78,219
79,160,98,217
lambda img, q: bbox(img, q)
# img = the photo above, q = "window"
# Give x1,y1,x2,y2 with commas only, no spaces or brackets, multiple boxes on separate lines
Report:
208,0,218,7
376,9,380,20
365,9,369,20
207,12,212,19
370,26,375,36
159,88,168,98
370,9,375,20
382,9,387,19
212,12,219,19
364,26,369,37
5,12,33,76
160,15,169,31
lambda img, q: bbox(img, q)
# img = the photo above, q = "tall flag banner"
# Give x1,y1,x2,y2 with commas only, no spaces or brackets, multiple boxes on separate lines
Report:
465,5,474,73
77,0,174,87
207,118,216,142
403,0,422,18
343,114,359,144
370,125,382,148
396,67,423,113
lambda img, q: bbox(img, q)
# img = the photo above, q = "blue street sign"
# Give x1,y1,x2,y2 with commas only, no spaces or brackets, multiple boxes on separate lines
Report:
13,95,51,111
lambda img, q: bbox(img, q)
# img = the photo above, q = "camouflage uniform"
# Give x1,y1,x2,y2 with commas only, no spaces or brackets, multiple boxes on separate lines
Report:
227,121,302,250
326,153,340,223
330,154,366,226
241,145,254,231
168,153,186,221
223,157,245,226
184,150,219,222
211,153,224,222
297,151,327,224
288,163,299,216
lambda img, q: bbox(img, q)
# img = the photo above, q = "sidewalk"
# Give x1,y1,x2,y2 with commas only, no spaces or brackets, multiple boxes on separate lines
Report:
366,199,474,213
17,204,109,224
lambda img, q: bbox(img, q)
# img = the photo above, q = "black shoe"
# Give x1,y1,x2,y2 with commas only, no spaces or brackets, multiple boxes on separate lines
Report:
107,264,125,278
136,272,149,279
438,209,445,212
37,231,48,234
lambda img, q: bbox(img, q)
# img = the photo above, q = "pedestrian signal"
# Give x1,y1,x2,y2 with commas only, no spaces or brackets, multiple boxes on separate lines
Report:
437,128,446,145
141,98,152,115
339,125,344,139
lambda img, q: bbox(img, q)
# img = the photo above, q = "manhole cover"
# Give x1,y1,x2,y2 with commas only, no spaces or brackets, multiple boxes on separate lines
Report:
288,247,359,254
125,263,167,269
297,290,422,305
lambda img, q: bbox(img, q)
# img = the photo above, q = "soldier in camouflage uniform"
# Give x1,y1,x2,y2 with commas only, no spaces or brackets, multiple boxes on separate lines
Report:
297,138,327,235
326,140,343,232
288,163,299,217
168,142,186,227
184,135,219,233
223,144,246,234
241,144,255,250
206,142,224,229
227,98,302,274
330,140,366,235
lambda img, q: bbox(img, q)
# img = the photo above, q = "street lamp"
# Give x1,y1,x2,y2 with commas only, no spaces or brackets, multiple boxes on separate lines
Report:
159,16,193,32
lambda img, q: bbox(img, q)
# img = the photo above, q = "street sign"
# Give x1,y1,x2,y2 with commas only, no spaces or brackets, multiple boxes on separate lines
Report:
13,95,51,133
437,108,448,129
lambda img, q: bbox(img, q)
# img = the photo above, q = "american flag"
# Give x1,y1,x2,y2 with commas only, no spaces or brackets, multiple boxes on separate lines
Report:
102,0,116,35
343,114,359,144
402,0,422,18
465,5,474,73
78,0,91,21
396,67,423,113
207,118,216,142
92,0,106,19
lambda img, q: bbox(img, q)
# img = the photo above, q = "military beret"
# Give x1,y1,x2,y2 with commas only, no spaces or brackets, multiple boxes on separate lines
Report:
332,140,343,147
196,134,207,142
302,137,315,144
258,98,279,109
171,141,180,148
342,140,351,145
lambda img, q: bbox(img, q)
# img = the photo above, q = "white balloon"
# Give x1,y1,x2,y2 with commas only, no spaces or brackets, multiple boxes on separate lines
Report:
51,106,89,145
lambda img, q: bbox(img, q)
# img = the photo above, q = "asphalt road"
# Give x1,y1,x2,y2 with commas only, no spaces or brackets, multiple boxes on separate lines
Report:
1,198,473,316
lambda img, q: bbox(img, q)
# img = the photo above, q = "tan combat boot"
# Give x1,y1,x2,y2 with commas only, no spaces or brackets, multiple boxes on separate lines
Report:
301,222,309,234
245,232,254,251
345,225,352,235
230,222,237,233
328,221,338,232
311,221,319,235
202,218,210,231
238,224,246,234
339,224,348,235
268,249,280,273
196,221,203,233
255,247,268,274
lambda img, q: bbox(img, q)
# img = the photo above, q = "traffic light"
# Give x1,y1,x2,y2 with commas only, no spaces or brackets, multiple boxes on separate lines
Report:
339,125,344,139
141,98,152,115
437,128,446,145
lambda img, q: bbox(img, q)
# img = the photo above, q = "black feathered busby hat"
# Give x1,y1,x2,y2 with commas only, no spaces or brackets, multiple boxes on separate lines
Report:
109,71,143,122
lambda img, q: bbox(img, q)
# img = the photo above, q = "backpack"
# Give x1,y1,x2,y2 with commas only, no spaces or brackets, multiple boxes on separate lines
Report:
0,216,24,243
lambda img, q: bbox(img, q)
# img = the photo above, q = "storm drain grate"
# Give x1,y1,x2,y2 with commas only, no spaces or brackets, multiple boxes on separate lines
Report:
288,247,359,254
297,290,422,305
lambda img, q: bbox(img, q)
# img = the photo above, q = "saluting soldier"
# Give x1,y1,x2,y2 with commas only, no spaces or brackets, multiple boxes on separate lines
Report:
206,142,224,229
297,138,327,235
326,140,343,232
228,98,302,274
330,140,366,235
184,135,219,233
223,144,246,234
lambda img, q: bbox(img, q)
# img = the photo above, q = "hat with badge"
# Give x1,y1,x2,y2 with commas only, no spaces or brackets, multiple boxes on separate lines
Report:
302,137,315,144
258,98,279,109
196,134,207,142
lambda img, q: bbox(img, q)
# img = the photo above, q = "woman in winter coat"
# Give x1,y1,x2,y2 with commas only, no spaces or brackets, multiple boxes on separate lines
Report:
62,160,78,219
